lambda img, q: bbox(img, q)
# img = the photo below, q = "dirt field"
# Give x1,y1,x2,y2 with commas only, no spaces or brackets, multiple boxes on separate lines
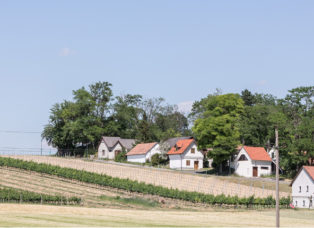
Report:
4,155,290,198
0,167,217,210
0,204,313,227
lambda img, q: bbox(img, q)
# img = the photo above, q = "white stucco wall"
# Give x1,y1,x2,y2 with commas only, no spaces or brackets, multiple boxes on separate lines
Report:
233,148,272,178
98,141,123,159
127,154,146,163
169,142,203,170
127,144,161,164
98,141,109,159
292,169,314,209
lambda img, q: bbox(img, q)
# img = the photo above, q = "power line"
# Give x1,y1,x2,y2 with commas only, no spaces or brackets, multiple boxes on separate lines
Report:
0,130,41,134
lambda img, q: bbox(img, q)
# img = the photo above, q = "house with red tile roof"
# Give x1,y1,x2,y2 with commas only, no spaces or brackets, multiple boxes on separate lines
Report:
167,139,203,170
231,146,272,177
291,166,314,209
126,142,160,163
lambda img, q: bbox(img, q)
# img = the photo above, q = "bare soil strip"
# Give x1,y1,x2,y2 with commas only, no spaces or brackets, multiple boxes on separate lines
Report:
4,155,290,198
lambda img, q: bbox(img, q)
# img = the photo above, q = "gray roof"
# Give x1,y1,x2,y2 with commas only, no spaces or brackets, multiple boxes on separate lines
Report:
119,139,136,150
102,136,135,150
163,136,193,148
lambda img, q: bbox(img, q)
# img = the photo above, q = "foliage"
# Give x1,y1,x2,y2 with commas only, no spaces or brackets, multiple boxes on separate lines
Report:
0,157,291,207
192,93,244,172
0,187,81,205
42,82,189,155
150,154,167,166
114,148,127,162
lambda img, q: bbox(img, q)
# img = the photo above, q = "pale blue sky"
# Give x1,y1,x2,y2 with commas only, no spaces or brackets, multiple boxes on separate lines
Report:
0,1,313,151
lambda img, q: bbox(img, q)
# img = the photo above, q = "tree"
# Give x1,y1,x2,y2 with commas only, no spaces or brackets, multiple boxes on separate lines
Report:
42,82,113,155
192,93,244,173
241,89,256,106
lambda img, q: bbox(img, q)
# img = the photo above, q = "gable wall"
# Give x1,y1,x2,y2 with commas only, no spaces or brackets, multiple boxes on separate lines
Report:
233,148,272,177
292,169,314,209
169,142,203,170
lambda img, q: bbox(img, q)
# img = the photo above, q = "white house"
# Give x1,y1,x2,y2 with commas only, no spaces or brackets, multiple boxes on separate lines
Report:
167,139,203,170
126,142,160,163
291,166,314,209
98,136,135,159
231,146,272,177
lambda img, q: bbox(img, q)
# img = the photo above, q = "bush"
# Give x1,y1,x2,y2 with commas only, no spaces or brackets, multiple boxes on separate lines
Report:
151,154,162,166
114,149,127,162
0,187,81,205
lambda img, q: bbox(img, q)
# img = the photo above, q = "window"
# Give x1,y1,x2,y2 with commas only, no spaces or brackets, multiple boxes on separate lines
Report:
102,150,105,155
303,200,305,207
271,153,274,159
191,148,195,154
238,154,248,161
261,167,269,170
307,186,309,192
299,186,302,193
186,160,190,166
295,201,298,206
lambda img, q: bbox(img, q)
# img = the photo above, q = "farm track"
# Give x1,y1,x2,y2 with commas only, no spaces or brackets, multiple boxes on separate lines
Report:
4,155,290,198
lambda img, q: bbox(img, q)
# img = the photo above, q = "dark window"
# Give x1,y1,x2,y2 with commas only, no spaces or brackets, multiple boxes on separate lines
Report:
299,186,302,193
307,186,309,192
191,148,195,154
303,200,305,207
261,167,269,170
271,153,274,159
238,154,248,161
186,160,190,166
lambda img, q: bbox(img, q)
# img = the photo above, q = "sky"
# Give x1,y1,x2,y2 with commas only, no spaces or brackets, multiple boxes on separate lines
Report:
0,0,313,152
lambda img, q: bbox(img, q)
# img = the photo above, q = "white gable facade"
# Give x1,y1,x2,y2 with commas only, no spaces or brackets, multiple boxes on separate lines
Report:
127,144,160,163
169,142,203,170
292,168,314,209
98,141,123,159
232,148,272,178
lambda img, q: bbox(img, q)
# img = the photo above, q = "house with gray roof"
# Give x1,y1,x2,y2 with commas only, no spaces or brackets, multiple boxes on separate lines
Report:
97,136,135,159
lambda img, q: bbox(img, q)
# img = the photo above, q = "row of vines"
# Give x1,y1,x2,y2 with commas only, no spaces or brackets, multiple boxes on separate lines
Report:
0,157,291,207
0,187,81,205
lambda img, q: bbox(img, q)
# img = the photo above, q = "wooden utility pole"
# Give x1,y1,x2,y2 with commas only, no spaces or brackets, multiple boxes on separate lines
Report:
275,127,280,228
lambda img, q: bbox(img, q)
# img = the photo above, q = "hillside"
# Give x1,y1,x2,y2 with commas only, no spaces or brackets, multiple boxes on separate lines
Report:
4,155,290,198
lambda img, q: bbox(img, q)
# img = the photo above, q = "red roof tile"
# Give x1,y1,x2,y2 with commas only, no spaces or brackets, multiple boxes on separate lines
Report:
167,139,195,155
304,166,314,181
243,146,272,162
126,142,157,156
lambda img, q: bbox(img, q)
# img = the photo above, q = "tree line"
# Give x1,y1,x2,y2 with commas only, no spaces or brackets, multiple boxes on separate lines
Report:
42,82,313,177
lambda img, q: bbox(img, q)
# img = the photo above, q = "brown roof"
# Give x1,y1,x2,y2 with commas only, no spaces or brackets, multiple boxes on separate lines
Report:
167,139,195,155
126,142,157,156
304,166,314,181
243,146,272,162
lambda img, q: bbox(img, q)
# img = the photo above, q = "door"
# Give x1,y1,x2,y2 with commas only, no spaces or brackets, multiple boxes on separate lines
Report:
114,150,121,157
194,161,199,170
253,167,258,177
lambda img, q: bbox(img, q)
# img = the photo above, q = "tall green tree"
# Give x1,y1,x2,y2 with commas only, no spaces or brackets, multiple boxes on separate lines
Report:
192,93,244,173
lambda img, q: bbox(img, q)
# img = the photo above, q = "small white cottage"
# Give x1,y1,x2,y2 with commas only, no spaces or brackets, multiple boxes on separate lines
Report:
126,142,160,163
97,136,135,160
291,166,314,209
167,139,203,170
231,146,272,177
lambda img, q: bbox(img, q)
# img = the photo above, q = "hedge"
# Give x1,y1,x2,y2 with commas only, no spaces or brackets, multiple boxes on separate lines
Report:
0,157,290,207
0,187,81,205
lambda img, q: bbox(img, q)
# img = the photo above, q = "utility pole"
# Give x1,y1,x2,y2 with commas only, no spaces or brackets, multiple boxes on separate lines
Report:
275,127,280,228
